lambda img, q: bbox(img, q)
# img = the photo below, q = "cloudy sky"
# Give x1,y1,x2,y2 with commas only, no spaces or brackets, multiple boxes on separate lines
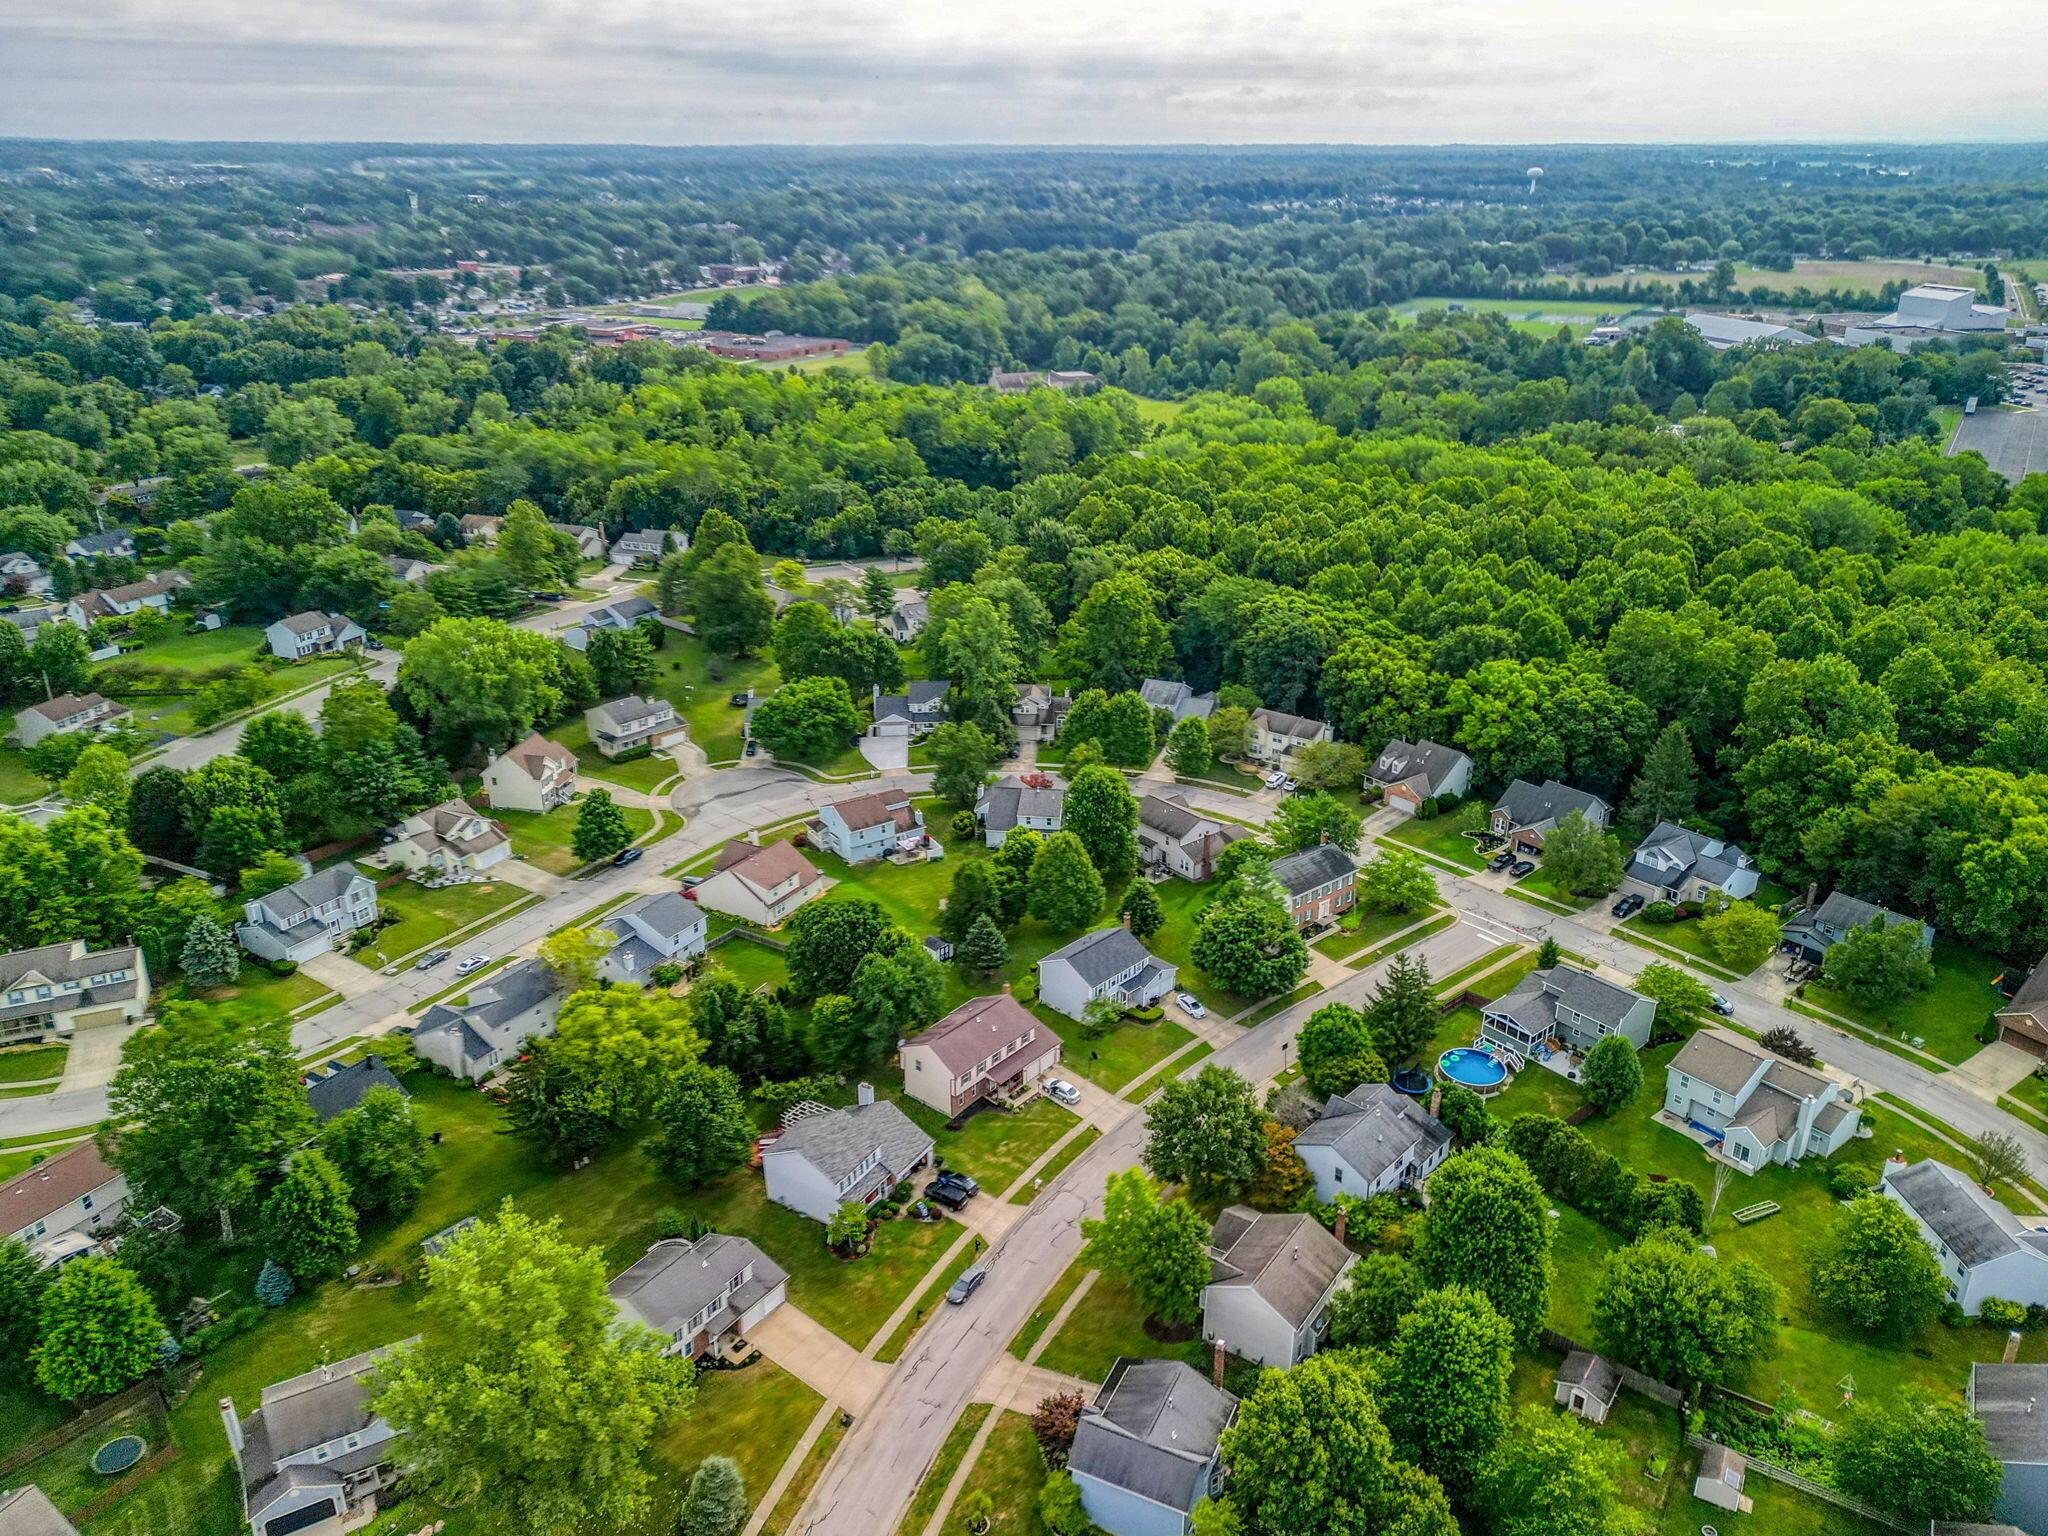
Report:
5,0,2048,145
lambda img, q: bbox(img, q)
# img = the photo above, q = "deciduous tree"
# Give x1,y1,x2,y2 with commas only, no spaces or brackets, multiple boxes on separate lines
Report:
1380,1286,1516,1491
1833,1391,2002,1524
571,790,632,863
1064,764,1138,880
323,1085,434,1219
1821,916,1935,1005
1580,1034,1643,1113
1143,1066,1267,1198
1269,792,1362,854
1413,1146,1552,1342
749,675,863,762
929,721,998,809
1326,1252,1423,1350
1191,895,1306,998
1811,1194,1948,1337
261,1150,359,1280
1080,1169,1211,1327
1538,810,1623,896
1296,1003,1386,1098
34,1256,164,1401
1592,1228,1780,1388
1027,832,1105,931
1357,850,1436,914
1477,1405,1639,1536
649,1064,753,1188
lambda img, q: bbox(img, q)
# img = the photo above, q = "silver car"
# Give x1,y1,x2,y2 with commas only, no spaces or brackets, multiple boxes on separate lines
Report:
1043,1078,1081,1106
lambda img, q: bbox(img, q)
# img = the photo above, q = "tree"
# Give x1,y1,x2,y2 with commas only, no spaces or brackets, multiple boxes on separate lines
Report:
1357,850,1436,915
650,1064,754,1187
0,1236,48,1366
397,616,591,759
1187,1499,1242,1536
539,924,613,991
1269,792,1362,855
1363,951,1437,1064
586,626,658,697
1698,900,1782,972
240,710,323,784
498,499,564,586
1028,833,1105,931
860,565,896,622
958,914,1009,975
1811,1194,1949,1337
786,898,895,998
33,1256,165,1401
1165,715,1212,775
1192,895,1307,998
1591,1228,1780,1388
1207,706,1252,761
677,1456,748,1536
60,743,130,820
991,829,1040,924
1436,1084,1493,1146
127,765,192,860
1060,576,1168,694
371,1204,690,1536
1632,962,1716,1021
1621,720,1698,835
103,1005,312,1239
1032,1389,1084,1468
178,911,240,987
1118,880,1163,941
1975,1130,2032,1191
826,1201,871,1253
929,722,998,809
851,944,945,1059
750,676,863,762
1580,1035,1643,1113
1064,764,1138,880
1291,740,1366,792
1144,1066,1267,1198
1380,1286,1516,1491
1296,1004,1386,1098
1538,810,1623,896
1477,1405,1639,1536
1326,1252,1423,1350
1245,1121,1312,1208
693,543,775,658
940,860,1003,943
323,1086,434,1219
261,1150,359,1280
1413,1146,1552,1342
254,1258,295,1308
1822,916,1935,1005
957,1490,994,1535
1219,1351,1457,1536
506,988,700,1162
1833,1391,2003,1524
572,789,632,862
239,849,307,901
1080,1169,1211,1326
1537,936,1562,968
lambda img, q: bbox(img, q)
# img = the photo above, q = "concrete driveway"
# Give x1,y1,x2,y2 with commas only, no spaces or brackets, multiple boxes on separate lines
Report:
299,950,386,999
859,733,909,771
1949,1039,2042,1103
55,1018,139,1097
749,1304,889,1412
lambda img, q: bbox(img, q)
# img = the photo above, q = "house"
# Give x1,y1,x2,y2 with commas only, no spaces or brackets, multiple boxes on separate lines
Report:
221,1343,411,1536
1554,1351,1621,1424
1013,683,1072,744
1692,1443,1753,1515
548,521,607,560
900,992,1061,1117
609,527,682,566
1136,790,1246,881
1137,679,1215,722
976,776,1065,848
458,513,501,543
237,866,378,964
65,573,183,628
0,940,150,1044
1201,1205,1355,1368
0,550,52,596
1069,1359,1236,1536
813,790,923,864
584,695,688,758
1621,822,1760,904
1293,1083,1453,1201
0,1140,131,1267
1366,739,1473,816
1248,708,1333,767
63,528,135,561
412,958,563,1081
694,840,826,928
1038,926,1178,1021
1782,891,1933,967
9,691,127,747
3,605,67,644
887,594,929,644
265,610,365,661
305,1054,409,1126
1489,778,1612,855
1481,965,1657,1055
1662,1026,1862,1173
381,555,433,585
1683,311,1816,350
869,680,949,739
759,1089,934,1222
610,1234,788,1359
1882,1158,2048,1315
987,368,1098,394
597,890,708,984
1972,1362,2048,1534
480,732,578,813
560,594,662,651
383,799,511,877
0,1486,80,1536
2000,962,2048,1061
1267,844,1357,931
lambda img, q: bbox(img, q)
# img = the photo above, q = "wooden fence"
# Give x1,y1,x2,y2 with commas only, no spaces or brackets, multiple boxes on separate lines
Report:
1682,1433,1925,1534
0,1379,169,1478
1538,1330,1688,1409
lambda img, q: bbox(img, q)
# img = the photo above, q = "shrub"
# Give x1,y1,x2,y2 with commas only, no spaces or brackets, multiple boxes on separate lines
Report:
266,958,298,977
1504,1114,1702,1238
1641,901,1676,924
1981,1297,2027,1330
951,810,979,840
1826,1163,1873,1202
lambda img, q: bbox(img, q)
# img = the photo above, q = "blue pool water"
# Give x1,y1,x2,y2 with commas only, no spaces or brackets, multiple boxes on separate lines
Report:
1438,1046,1509,1091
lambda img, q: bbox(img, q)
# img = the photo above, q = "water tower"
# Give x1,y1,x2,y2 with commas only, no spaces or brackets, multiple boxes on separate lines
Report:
1527,166,1545,195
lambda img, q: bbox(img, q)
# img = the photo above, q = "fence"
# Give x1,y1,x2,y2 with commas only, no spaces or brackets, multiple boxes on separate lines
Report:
0,1379,169,1478
709,928,788,956
1682,1433,1926,1535
1538,1330,1688,1410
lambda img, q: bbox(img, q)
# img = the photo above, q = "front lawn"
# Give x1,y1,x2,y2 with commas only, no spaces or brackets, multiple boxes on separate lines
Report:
1312,906,1436,961
1384,811,1488,871
162,964,334,1028
644,1360,821,1530
1620,907,1768,979
949,1411,1051,1536
497,798,654,875
0,1043,66,1083
355,870,530,968
1801,938,2006,1064
545,716,684,794
1515,864,1599,909
895,1405,996,1536
917,1095,1081,1194
0,746,49,803
122,624,268,671
1042,1008,1194,1094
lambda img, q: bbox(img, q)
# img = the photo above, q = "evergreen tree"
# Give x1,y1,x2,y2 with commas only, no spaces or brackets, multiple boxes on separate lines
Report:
261,1151,360,1280
860,565,896,623
940,860,1004,942
958,914,1010,975
1621,720,1697,835
254,1258,295,1307
178,911,241,987
1363,952,1437,1064
573,789,632,862
676,1455,748,1536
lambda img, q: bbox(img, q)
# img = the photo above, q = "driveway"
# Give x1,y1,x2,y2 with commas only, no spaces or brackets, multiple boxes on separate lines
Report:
749,1304,889,1412
859,733,909,772
55,1017,138,1097
298,950,386,1000
1948,1039,2042,1103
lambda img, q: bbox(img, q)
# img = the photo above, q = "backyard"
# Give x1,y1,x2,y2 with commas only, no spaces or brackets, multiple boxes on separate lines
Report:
0,746,50,802
354,869,533,969
644,635,779,763
496,798,655,875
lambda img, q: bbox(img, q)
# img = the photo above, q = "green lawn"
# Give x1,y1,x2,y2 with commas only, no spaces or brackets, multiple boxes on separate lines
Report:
0,1042,66,1083
1384,812,1488,871
497,798,654,875
355,870,530,968
1800,938,2006,1065
646,636,779,763
644,1360,821,1530
1312,906,1437,962
1620,909,1761,978
875,1240,982,1363
121,624,268,671
1012,1125,1100,1204
895,1404,995,1536
1045,1010,1194,1094
9,1393,172,1525
1034,1270,1203,1383
545,716,684,793
950,1411,1051,1536
162,965,333,1028
703,935,789,994
0,746,50,803
1515,864,1598,909
1132,396,1190,426
910,1094,1081,1194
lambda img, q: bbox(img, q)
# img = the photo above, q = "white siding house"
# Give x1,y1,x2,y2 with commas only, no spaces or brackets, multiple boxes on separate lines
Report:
1662,1027,1862,1173
237,866,378,964
0,1140,131,1267
693,841,826,928
481,732,578,813
1201,1207,1355,1369
264,610,365,660
812,790,922,864
1882,1158,2048,1315
1037,927,1176,1021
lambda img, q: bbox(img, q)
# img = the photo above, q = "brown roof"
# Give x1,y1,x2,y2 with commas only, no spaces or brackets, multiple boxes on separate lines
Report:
0,1140,122,1232
25,691,123,723
826,791,918,835
714,840,821,895
496,731,576,781
906,994,1045,1076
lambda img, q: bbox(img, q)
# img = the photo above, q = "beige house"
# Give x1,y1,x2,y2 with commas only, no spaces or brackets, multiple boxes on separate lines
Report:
0,940,150,1044
1249,708,1333,767
0,1139,132,1267
585,695,688,759
384,798,512,876
900,992,1061,1117
693,840,825,928
10,691,127,747
482,732,578,813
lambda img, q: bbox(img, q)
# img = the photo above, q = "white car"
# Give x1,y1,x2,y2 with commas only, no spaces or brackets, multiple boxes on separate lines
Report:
453,954,491,977
1176,992,1206,1019
1264,771,1286,789
1043,1078,1081,1106
1280,777,1300,792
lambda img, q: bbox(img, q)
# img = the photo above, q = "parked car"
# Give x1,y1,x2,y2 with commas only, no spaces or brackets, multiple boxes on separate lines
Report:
745,740,759,757
946,1265,988,1305
1043,1078,1081,1106
729,691,750,706
1489,852,1516,872
1176,992,1206,1019
934,1168,980,1199
1508,860,1536,878
414,949,452,970
529,591,564,602
454,954,490,977
681,875,704,889
682,888,699,901
1611,893,1645,919
363,636,385,651
923,1180,970,1211
1263,771,1286,789
1710,993,1735,1016
612,847,643,867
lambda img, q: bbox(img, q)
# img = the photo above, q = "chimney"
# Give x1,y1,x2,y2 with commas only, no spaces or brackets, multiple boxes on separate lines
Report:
1121,910,1131,930
1001,981,1012,995
1212,1338,1226,1390
1333,1207,1347,1245
219,1398,245,1458
1319,830,1329,846
857,1082,874,1106
2008,1330,2026,1365
1428,1086,1442,1119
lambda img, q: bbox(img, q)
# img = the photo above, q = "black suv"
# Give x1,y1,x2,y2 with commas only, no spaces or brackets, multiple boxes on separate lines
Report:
922,1180,971,1211
1612,893,1645,919
933,1169,980,1200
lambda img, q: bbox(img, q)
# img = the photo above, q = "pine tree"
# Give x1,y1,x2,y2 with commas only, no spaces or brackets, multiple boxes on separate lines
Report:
573,789,632,862
861,566,896,623
254,1258,295,1307
676,1455,748,1536
958,914,1010,974
179,911,241,988
1364,951,1438,1064
1621,720,1697,835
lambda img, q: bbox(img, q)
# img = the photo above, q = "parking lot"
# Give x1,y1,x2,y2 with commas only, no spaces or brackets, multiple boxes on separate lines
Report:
1948,400,2048,484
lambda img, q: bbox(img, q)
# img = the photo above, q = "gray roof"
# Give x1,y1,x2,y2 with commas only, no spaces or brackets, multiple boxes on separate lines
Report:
1973,1363,2048,1462
1137,679,1215,720
1787,891,1929,950
1666,1028,1769,1095
1042,925,1162,986
1207,1206,1351,1328
1267,843,1357,898
415,958,561,1065
1626,821,1752,887
305,1055,409,1125
1558,1350,1621,1403
587,694,677,733
1293,1083,1451,1184
1487,965,1647,1035
907,680,949,711
767,1099,931,1185
1251,707,1325,742
978,779,1065,834
1887,1159,2048,1270
0,1486,81,1536
607,889,706,945
1367,738,1469,796
238,1341,412,1495
253,864,371,927
67,529,133,555
275,610,345,637
596,595,658,625
1069,1359,1236,1514
1492,778,1609,831
610,1234,787,1337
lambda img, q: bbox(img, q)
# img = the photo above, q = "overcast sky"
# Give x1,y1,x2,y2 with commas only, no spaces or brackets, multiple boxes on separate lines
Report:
5,0,2048,145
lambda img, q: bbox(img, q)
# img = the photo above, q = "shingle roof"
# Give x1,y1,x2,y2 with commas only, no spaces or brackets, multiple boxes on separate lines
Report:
491,731,576,782
906,994,1046,1077
1973,1363,2048,1462
588,694,678,732
1041,926,1160,986
1137,679,1215,720
1558,1350,1621,1403
1293,1083,1451,1184
1487,965,1647,1035
415,958,561,1064
239,1341,412,1493
1069,1359,1235,1514
254,864,370,925
608,889,704,943
0,1140,122,1234
1267,844,1356,897
1888,1159,2048,1270
67,529,133,555
1492,778,1609,830
305,1055,408,1125
711,840,820,896
610,1233,787,1337
1667,1028,1769,1095
978,779,1065,834
1206,1206,1351,1328
907,680,949,711
1251,707,1325,742
276,610,343,637
22,691,119,723
767,1100,931,1184
825,790,919,835
1367,738,1468,796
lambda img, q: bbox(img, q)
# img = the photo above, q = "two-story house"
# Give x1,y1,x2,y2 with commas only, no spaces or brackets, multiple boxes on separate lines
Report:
887,594,929,644
1248,708,1334,768
1013,683,1072,744
10,691,128,748
480,732,578,813
1293,1083,1454,1202
693,840,826,928
598,890,708,984
1882,1158,2048,1315
549,521,607,561
65,573,183,628
760,1088,934,1223
560,594,661,651
1621,822,1760,905
610,1234,788,1359
1137,678,1216,723
1366,739,1474,816
975,776,1065,848
869,680,950,739
221,1343,412,1536
1069,1359,1237,1536
812,790,923,864
1999,961,2048,1061
1037,925,1178,1021
1481,964,1658,1055
0,551,51,596
1201,1206,1355,1369
63,528,136,562
458,513,501,544
1137,791,1246,881
383,799,510,877
237,866,379,964
1662,1026,1862,1172
900,992,1062,1117
1267,844,1358,931
1490,779,1612,856
609,527,683,566
412,958,563,1082
1782,891,1933,968
0,1141,131,1267
584,694,688,758
0,940,150,1044
264,610,366,661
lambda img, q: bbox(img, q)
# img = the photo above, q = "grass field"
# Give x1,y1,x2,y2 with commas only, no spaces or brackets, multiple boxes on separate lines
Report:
1384,811,1488,871
647,635,779,762
0,1042,66,1083
544,716,684,793
119,625,272,670
161,965,334,1028
10,1393,172,1525
1395,296,1629,334
1569,258,1981,296
1132,396,1190,425
355,871,530,968
0,746,48,803
496,798,654,875
1010,1124,1099,1203
1799,938,2005,1064
948,1411,1051,1536
643,1360,821,1530
874,1240,982,1363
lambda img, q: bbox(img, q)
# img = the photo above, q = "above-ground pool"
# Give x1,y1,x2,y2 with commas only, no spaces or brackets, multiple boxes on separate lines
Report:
1391,1067,1432,1098
1438,1046,1510,1094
